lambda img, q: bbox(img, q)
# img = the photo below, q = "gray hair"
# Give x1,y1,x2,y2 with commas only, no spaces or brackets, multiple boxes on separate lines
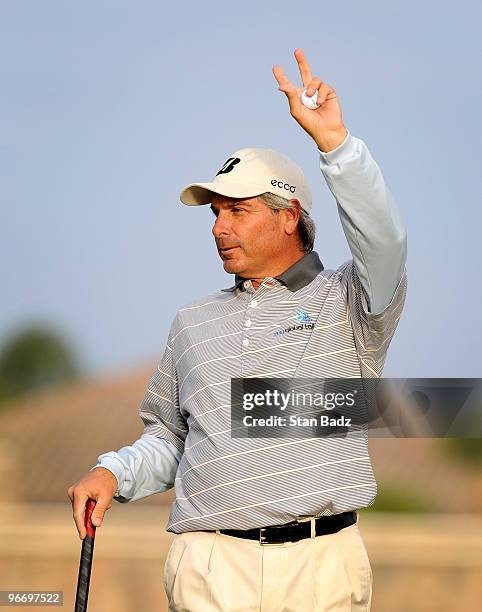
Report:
257,192,316,254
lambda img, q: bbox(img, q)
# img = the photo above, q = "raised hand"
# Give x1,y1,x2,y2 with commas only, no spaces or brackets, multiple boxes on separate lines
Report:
273,48,348,152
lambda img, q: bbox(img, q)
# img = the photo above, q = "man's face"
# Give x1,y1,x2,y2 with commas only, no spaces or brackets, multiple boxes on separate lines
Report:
210,194,295,277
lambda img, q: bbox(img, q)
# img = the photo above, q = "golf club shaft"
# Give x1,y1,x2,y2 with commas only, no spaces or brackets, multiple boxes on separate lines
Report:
74,498,96,612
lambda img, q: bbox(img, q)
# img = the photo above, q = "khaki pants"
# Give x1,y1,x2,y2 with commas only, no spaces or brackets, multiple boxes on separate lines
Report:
163,514,373,611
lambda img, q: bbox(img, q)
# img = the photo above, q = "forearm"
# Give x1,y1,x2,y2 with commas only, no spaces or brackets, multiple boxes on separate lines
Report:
91,433,182,503
318,131,407,314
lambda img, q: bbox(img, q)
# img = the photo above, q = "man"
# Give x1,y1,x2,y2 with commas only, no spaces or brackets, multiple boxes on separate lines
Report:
68,48,407,611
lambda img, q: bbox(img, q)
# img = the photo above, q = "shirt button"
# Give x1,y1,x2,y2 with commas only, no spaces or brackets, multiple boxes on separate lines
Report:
245,319,252,328
242,338,250,347
250,300,258,308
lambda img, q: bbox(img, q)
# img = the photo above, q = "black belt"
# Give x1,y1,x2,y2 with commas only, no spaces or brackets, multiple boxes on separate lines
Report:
214,511,357,545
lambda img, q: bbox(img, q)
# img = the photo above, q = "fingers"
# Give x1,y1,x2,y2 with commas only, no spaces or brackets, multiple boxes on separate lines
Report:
316,82,336,106
304,79,337,106
71,488,89,540
294,48,312,87
272,65,295,95
274,51,333,111
272,65,301,116
91,496,112,528
305,77,322,98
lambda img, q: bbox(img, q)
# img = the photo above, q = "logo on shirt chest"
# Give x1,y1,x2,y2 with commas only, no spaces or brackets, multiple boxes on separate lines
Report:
274,309,315,337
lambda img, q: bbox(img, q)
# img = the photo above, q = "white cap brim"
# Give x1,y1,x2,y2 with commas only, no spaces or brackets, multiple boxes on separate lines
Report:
180,181,269,206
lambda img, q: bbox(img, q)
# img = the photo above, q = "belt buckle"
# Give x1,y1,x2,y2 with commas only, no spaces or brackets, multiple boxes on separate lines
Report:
259,524,302,545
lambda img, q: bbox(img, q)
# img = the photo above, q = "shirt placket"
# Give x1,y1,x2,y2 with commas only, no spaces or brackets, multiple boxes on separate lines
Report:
240,277,280,376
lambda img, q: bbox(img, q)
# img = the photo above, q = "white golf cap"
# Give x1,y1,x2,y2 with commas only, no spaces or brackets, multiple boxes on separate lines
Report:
179,147,312,214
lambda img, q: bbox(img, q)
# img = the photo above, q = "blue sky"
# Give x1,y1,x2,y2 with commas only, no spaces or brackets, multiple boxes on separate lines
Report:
1,1,481,379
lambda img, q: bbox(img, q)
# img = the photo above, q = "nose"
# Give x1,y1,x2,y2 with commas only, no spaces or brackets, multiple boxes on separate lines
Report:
212,210,231,239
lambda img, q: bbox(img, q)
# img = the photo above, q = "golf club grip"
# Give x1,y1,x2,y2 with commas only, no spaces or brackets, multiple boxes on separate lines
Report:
74,498,96,612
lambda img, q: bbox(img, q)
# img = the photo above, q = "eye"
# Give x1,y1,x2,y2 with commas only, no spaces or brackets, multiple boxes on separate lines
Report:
232,207,244,214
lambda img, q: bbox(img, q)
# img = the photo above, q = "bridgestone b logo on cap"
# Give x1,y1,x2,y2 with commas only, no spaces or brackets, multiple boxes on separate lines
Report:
216,158,241,176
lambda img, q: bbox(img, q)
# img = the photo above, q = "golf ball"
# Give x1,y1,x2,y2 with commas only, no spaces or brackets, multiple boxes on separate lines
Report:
301,89,320,110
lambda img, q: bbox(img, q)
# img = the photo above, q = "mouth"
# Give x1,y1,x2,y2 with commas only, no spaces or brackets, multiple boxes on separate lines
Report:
219,246,239,256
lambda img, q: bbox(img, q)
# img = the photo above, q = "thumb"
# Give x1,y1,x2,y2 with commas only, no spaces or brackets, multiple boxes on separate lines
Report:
91,497,111,527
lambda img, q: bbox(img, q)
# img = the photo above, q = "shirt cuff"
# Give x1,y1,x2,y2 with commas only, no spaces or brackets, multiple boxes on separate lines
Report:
318,129,358,166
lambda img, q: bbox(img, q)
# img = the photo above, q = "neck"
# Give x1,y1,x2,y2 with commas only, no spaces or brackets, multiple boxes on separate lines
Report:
245,249,306,289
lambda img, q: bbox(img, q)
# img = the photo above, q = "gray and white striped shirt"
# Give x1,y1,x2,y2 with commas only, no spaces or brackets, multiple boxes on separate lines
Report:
94,132,408,533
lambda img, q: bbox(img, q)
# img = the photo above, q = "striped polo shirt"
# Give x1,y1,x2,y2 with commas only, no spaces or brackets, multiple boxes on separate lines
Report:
139,251,407,533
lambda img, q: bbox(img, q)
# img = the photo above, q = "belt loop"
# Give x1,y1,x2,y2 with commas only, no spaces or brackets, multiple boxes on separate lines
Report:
215,529,220,535
310,517,315,538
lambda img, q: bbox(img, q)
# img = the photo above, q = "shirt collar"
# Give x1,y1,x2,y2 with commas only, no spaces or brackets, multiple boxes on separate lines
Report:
221,251,324,293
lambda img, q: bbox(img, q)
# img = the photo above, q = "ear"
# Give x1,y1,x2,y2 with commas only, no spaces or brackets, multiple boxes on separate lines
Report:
282,199,302,236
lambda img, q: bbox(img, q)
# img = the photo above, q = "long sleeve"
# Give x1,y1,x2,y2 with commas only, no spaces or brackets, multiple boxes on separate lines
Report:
318,130,407,315
91,433,182,503
90,322,187,503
